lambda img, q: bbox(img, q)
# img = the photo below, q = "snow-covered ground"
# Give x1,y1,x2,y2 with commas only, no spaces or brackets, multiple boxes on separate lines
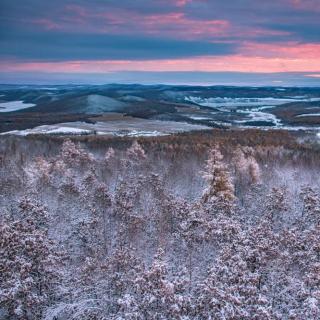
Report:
184,96,320,127
185,96,320,109
235,110,282,126
44,127,93,135
0,100,36,112
187,115,215,121
296,113,320,117
1,119,211,136
1,126,94,136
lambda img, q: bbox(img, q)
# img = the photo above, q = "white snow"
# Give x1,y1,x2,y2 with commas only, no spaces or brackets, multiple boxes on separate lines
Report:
46,127,93,134
185,96,320,109
296,113,320,117
0,100,36,112
1,119,211,137
0,126,93,136
38,87,59,90
185,97,293,108
187,115,213,120
116,130,168,137
184,96,320,128
0,130,29,136
235,110,281,126
234,105,282,126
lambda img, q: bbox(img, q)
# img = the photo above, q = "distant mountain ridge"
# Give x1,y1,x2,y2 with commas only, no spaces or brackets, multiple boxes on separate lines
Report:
0,84,320,133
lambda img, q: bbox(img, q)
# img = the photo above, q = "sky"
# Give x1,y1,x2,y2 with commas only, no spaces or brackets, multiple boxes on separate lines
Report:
0,0,320,86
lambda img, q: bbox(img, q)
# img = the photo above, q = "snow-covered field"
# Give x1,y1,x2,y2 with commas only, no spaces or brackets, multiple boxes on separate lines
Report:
0,100,36,112
235,110,282,126
1,119,211,136
184,96,320,127
185,96,320,108
296,113,320,117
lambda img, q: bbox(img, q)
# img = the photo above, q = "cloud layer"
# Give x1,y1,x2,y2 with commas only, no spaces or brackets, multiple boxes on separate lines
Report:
0,0,319,84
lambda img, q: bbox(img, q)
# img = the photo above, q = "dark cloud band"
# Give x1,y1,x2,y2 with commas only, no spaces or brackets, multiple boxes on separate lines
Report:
0,32,236,60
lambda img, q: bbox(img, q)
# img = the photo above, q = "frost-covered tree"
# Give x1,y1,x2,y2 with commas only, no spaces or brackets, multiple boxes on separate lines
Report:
119,248,189,319
0,198,63,320
299,186,320,228
126,140,146,161
196,214,278,319
247,156,261,185
233,146,261,199
2,132,320,320
121,141,147,176
264,186,289,228
60,139,93,165
105,147,115,162
201,145,235,211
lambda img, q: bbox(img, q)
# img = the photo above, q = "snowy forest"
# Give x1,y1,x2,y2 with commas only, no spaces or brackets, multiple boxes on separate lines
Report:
0,130,320,319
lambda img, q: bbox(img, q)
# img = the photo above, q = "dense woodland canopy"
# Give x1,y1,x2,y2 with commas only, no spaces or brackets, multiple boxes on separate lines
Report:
0,130,320,319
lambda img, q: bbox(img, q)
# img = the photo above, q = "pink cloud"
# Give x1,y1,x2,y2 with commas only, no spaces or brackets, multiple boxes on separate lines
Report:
138,12,230,37
2,50,320,74
31,19,61,30
64,4,88,17
86,10,230,39
240,42,320,59
26,4,298,44
288,0,320,11
175,0,191,7
39,5,230,39
305,74,320,78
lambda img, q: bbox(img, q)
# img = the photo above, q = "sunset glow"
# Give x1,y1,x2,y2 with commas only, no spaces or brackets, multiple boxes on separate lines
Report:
1,0,320,84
